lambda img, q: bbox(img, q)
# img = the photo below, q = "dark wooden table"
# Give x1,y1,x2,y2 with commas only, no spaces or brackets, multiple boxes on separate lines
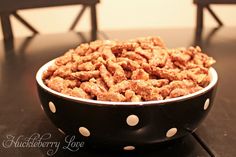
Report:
0,28,235,157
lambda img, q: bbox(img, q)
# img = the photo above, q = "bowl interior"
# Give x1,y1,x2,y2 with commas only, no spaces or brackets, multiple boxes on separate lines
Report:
36,60,218,106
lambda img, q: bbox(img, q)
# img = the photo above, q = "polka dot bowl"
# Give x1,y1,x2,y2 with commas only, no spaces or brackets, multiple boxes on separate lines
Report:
36,60,218,150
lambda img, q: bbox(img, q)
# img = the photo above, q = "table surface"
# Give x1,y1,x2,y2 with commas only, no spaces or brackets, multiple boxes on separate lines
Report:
0,27,235,157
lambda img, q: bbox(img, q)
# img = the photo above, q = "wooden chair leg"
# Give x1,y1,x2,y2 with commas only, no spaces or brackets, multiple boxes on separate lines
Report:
12,12,39,34
90,4,98,32
90,4,98,40
69,5,87,31
1,13,13,40
206,5,223,26
196,4,204,33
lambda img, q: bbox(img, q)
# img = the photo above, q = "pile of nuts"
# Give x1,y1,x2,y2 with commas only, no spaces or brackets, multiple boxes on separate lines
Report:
43,37,215,102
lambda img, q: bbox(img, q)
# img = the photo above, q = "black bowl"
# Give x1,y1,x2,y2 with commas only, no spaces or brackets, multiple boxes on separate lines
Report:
36,60,218,151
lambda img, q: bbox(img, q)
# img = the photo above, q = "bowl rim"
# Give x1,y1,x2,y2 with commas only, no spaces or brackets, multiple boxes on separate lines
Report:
36,59,218,106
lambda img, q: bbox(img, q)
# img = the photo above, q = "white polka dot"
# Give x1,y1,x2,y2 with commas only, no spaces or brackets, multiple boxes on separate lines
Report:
58,128,65,135
204,98,210,110
166,128,177,138
123,146,135,151
48,101,56,113
126,115,139,126
40,105,44,111
79,127,90,137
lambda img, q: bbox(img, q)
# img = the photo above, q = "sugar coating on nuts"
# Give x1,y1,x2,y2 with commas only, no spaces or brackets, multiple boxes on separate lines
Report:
43,37,215,102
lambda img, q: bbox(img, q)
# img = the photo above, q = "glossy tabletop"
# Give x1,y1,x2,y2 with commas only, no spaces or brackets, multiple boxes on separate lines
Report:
0,27,235,157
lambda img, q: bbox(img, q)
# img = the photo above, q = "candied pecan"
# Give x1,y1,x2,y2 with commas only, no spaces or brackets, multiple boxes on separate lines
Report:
121,51,147,63
135,47,153,60
96,78,108,92
131,69,149,81
125,90,135,100
97,92,126,102
187,73,210,87
136,36,165,49
131,95,142,102
45,77,77,92
79,51,101,63
125,90,142,102
169,48,192,64
101,46,116,61
186,63,209,73
71,70,100,81
61,87,91,99
144,65,180,81
149,48,168,67
75,43,90,56
148,79,169,87
169,88,189,98
191,47,216,68
204,57,215,68
189,86,203,93
53,63,73,78
80,81,106,98
111,41,139,54
185,67,210,86
173,61,187,70
77,62,95,71
107,60,126,83
93,57,106,69
110,41,123,55
90,40,104,51
131,80,163,101
109,80,132,93
169,79,196,90
72,53,81,62
61,88,73,95
55,49,73,66
159,85,172,98
164,58,176,69
122,41,139,51
117,57,140,71
99,64,114,88
151,36,165,47
71,87,91,99
42,64,58,80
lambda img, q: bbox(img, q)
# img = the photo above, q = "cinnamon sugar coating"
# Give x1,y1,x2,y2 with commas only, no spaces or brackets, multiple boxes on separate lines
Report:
43,37,215,102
